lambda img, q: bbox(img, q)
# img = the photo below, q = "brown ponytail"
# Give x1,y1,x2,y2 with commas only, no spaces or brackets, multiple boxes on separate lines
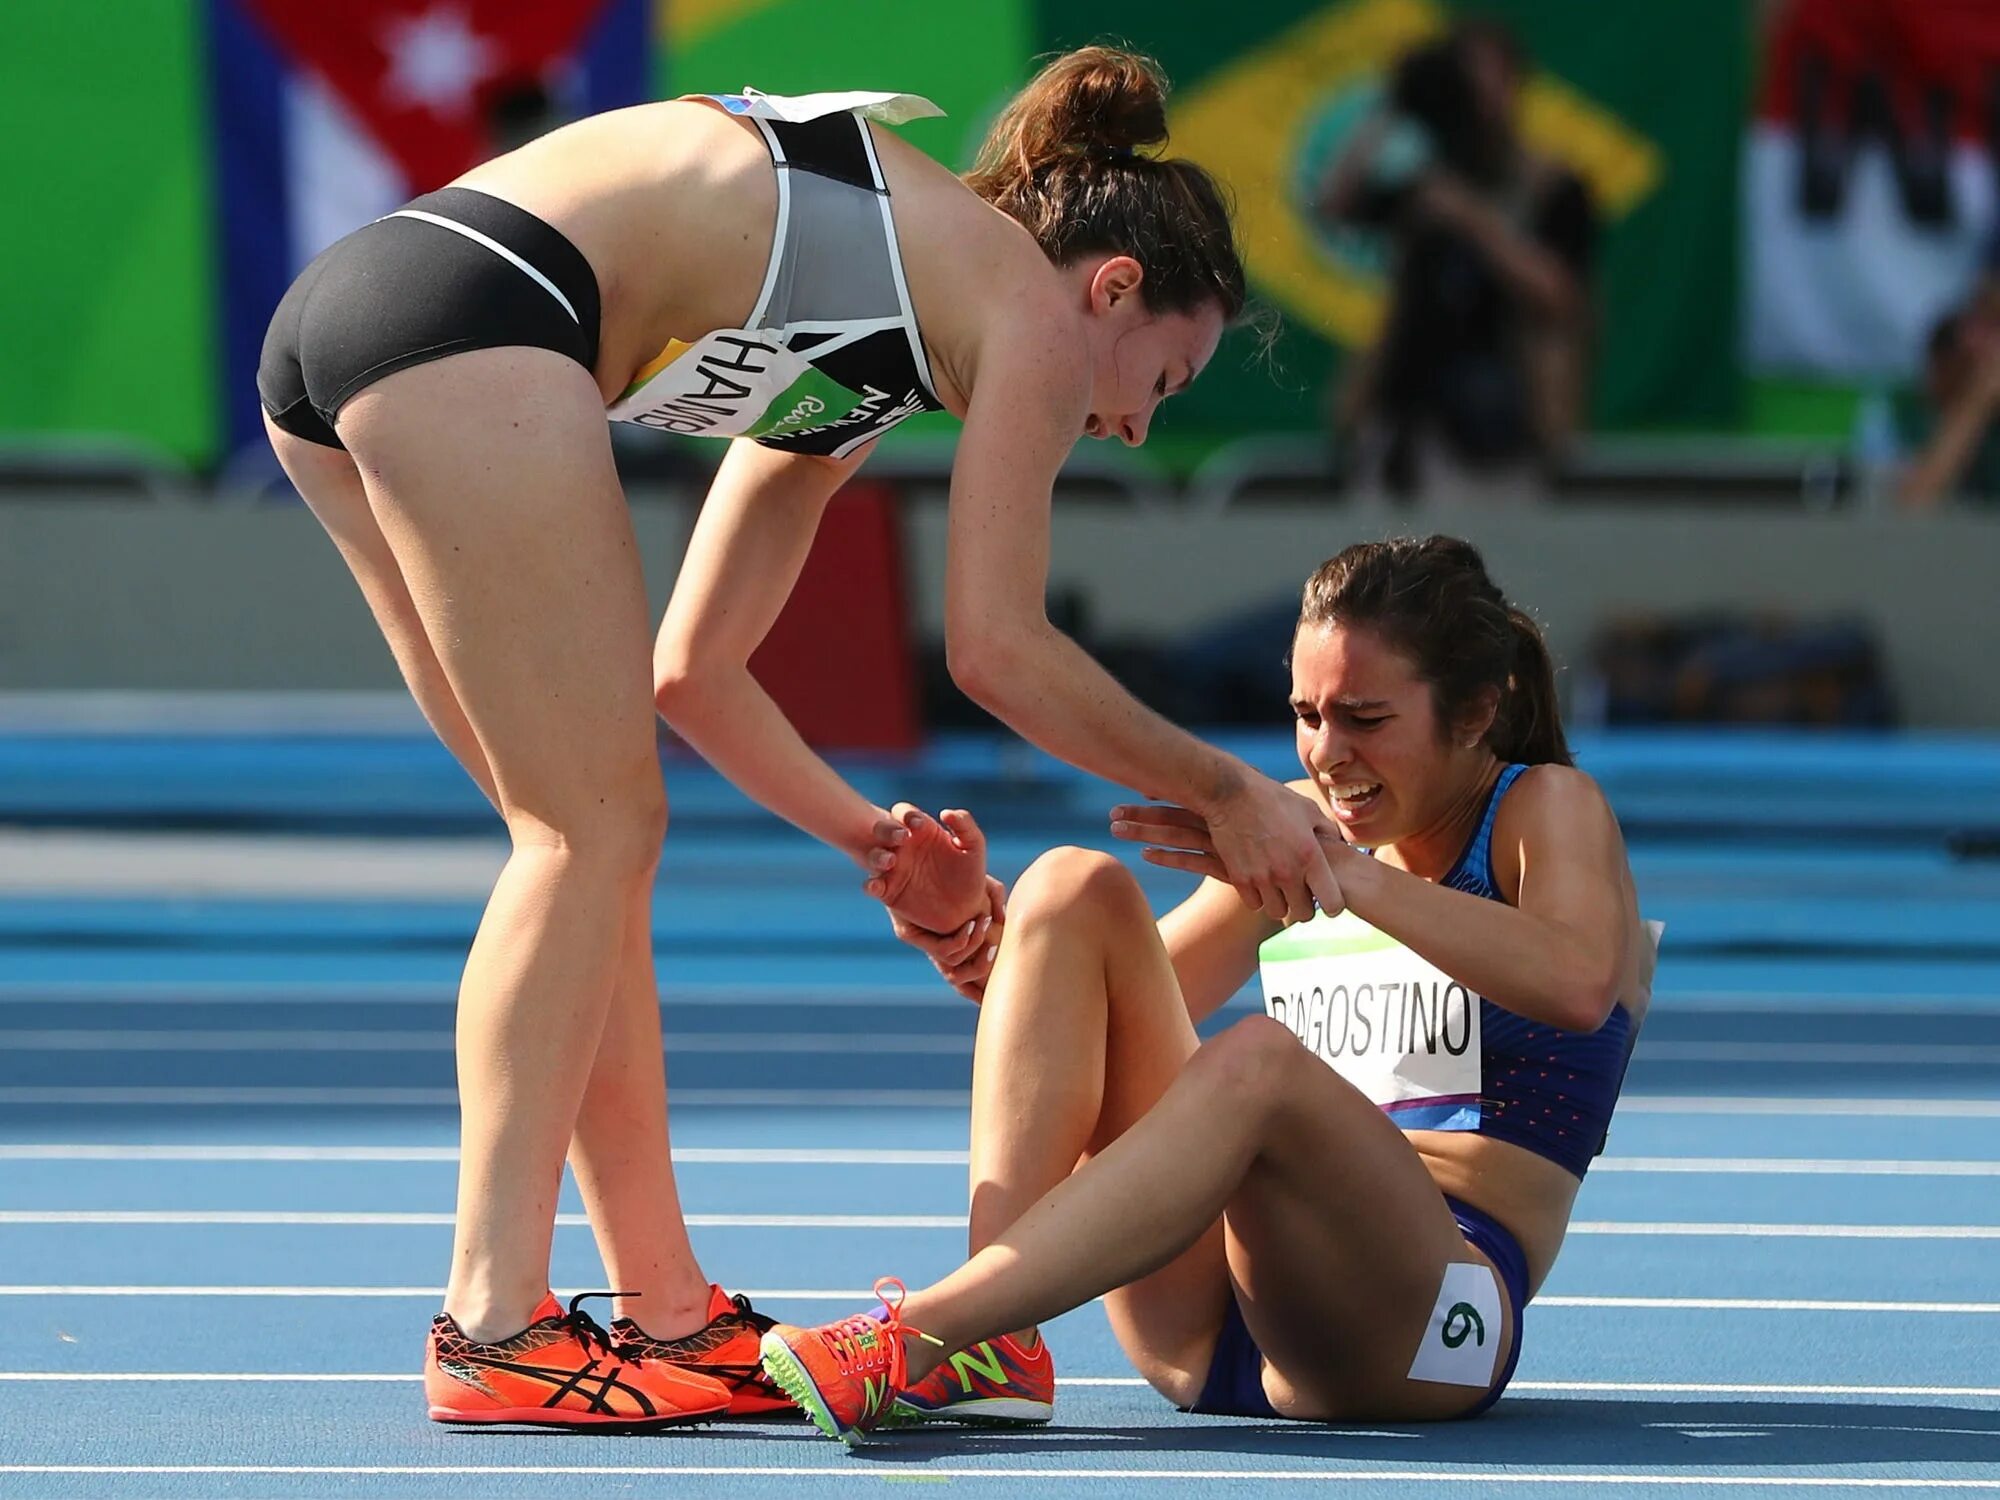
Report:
1298,536,1573,767
965,46,1247,319
1498,606,1571,767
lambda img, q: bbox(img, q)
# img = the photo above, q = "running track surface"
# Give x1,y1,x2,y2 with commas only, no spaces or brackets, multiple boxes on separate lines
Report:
1,727,1998,1498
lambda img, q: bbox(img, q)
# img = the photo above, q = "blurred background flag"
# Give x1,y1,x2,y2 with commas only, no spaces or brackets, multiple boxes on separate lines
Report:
1745,0,2000,381
207,0,652,463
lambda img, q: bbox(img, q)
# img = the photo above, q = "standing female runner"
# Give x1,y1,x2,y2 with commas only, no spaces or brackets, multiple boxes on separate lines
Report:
257,48,1341,1427
760,536,1656,1442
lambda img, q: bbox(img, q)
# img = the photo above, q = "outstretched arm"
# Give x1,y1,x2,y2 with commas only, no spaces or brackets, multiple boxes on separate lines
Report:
653,439,978,931
943,322,1341,925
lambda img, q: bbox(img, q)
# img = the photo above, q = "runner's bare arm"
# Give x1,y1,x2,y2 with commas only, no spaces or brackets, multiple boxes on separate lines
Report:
653,438,908,865
1334,767,1635,1031
1156,874,1279,1023
944,319,1341,924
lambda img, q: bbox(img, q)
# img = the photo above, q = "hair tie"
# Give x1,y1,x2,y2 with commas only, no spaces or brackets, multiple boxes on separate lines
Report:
1104,144,1135,160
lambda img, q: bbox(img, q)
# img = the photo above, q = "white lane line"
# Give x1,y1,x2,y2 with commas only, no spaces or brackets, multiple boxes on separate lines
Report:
1641,1042,2000,1065
11,1216,2000,1240
5,1210,1998,1238
1595,1158,2000,1177
9,1088,2000,1114
1534,1296,2000,1313
2,1369,1996,1405
0,1211,969,1228
0,1030,973,1055
4,980,1994,1015
5,1145,1998,1176
1618,1096,2000,1119
0,1144,972,1164
1567,1222,2000,1240
0,988,952,1012
11,1032,1996,1064
1512,1381,2000,1398
1,1465,1996,1486
4,1286,1995,1314
0,1089,976,1107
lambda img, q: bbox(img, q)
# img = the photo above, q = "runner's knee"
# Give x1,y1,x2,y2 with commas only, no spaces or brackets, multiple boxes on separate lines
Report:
502,764,667,881
1010,846,1150,932
1185,1015,1309,1115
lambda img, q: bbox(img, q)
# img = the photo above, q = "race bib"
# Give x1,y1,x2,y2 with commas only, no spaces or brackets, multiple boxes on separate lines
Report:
1258,910,1481,1130
608,332,880,441
1407,1261,1504,1388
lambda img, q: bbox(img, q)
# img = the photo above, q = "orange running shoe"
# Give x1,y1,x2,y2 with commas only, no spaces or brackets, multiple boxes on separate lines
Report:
609,1285,791,1417
886,1331,1055,1427
425,1291,731,1429
757,1277,942,1445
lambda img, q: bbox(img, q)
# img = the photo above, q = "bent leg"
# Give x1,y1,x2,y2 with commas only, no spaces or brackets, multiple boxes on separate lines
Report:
337,349,669,1341
899,1017,1508,1420
961,848,1230,1398
1216,1018,1516,1419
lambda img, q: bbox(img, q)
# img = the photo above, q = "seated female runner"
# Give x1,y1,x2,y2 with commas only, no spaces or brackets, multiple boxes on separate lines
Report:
761,534,1657,1443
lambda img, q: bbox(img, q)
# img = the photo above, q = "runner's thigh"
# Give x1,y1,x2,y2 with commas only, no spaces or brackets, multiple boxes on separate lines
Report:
263,414,487,781
334,347,659,827
1216,1017,1515,1420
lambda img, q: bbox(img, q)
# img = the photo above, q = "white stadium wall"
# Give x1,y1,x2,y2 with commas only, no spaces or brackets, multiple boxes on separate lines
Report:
3,488,1998,726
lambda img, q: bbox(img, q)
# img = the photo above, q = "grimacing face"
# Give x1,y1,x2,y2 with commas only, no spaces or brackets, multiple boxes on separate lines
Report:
1290,621,1494,846
1081,257,1225,446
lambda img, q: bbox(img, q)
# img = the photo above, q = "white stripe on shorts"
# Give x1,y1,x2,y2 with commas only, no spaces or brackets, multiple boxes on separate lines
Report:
382,209,580,326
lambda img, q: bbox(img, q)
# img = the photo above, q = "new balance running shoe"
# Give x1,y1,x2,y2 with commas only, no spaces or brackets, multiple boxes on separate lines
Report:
887,1331,1055,1426
425,1291,731,1429
609,1284,791,1416
758,1277,942,1445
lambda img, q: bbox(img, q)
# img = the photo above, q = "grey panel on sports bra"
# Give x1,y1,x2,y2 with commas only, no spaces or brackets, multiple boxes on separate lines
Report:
765,168,901,328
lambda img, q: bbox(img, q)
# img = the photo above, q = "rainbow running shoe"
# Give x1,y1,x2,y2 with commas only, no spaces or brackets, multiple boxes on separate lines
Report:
887,1331,1054,1426
757,1277,942,1445
609,1284,791,1416
425,1291,731,1429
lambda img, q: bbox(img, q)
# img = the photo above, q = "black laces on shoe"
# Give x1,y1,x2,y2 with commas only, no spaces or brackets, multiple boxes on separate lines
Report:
727,1292,776,1335
561,1291,634,1360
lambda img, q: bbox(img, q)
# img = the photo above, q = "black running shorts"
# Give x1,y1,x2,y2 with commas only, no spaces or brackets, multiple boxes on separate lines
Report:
258,186,602,450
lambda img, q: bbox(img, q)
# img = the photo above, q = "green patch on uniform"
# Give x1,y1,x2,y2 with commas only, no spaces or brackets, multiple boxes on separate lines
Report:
748,366,868,440
1260,910,1402,961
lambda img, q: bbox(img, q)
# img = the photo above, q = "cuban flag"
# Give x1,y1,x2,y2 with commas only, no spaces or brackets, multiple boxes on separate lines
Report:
1745,0,2000,380
208,0,651,462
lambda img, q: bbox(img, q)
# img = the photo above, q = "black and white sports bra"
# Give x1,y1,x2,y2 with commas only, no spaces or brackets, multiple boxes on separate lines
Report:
606,88,948,458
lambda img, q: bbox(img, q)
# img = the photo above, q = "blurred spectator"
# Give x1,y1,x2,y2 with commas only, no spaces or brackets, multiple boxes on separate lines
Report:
1316,20,1596,498
1896,304,2000,511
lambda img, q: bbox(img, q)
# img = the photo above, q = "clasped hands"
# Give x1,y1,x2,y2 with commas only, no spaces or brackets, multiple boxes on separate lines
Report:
862,778,1350,1001
861,803,1007,1001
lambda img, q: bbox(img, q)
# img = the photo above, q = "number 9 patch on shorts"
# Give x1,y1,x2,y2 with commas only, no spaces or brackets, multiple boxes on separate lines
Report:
1406,1261,1504,1388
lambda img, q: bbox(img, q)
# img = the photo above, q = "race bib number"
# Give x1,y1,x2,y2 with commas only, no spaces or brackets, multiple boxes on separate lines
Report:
607,331,877,441
1258,910,1481,1130
1407,1261,1504,1388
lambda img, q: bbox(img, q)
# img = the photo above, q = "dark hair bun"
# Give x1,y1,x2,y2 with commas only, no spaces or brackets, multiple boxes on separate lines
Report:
964,45,1246,319
1030,46,1168,157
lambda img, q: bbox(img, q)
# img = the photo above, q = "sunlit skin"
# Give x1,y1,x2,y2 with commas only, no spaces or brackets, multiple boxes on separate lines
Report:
1076,258,1225,447
1289,620,1503,884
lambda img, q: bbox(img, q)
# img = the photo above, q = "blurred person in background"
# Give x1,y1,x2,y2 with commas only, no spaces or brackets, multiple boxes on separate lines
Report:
1316,19,1596,499
1897,302,2000,511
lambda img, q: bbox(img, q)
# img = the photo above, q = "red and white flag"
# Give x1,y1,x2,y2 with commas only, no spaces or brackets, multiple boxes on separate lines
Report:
1745,0,2000,379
